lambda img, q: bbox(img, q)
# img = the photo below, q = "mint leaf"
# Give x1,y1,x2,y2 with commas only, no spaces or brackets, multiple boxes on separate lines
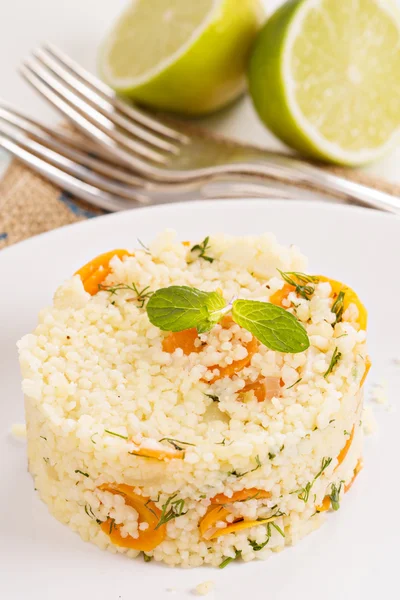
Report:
146,286,225,333
232,299,309,353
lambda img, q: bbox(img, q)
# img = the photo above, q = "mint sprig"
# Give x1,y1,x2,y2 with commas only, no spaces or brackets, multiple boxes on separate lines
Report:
146,286,309,354
146,286,226,333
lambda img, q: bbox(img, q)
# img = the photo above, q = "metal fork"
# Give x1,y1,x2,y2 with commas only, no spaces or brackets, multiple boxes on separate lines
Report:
15,43,400,214
0,102,301,211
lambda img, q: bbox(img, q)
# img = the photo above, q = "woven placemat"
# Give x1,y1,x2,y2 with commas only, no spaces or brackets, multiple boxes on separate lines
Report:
1,124,399,250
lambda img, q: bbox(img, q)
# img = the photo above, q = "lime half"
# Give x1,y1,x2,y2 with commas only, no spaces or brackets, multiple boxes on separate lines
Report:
248,0,400,165
99,0,264,116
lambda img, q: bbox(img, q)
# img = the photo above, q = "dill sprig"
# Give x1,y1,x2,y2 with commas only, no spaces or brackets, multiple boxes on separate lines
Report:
98,282,153,308
137,238,151,254
331,290,345,324
292,457,332,503
75,469,89,478
190,236,214,263
205,393,220,402
329,481,344,511
324,347,342,378
158,438,195,451
104,429,128,440
228,455,261,478
143,553,152,562
84,504,102,525
277,270,319,300
286,377,302,390
155,494,187,529
219,549,241,569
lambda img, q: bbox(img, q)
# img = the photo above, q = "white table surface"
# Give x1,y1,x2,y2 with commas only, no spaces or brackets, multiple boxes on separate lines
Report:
0,0,399,184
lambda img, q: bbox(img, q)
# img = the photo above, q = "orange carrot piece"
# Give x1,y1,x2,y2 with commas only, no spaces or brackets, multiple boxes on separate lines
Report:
316,495,331,513
241,379,266,402
269,283,296,307
131,447,184,460
207,336,259,384
162,328,201,355
99,483,165,551
360,356,371,387
210,488,271,505
317,276,368,330
199,505,279,540
75,249,131,296
336,426,355,469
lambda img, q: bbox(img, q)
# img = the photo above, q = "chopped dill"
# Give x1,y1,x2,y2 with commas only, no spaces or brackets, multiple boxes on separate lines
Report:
331,290,345,323
205,393,220,402
277,270,319,300
268,452,276,460
137,238,151,254
219,549,241,569
292,457,332,503
155,494,187,529
329,481,344,511
109,518,116,534
43,457,49,464
143,553,152,562
324,347,342,378
98,282,153,308
228,455,261,478
286,377,302,390
75,469,89,478
344,430,351,436
271,522,285,537
190,236,214,263
104,429,128,440
158,437,195,451
40,436,47,441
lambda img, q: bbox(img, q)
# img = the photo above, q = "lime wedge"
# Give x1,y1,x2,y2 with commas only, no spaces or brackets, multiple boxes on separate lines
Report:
99,0,264,116
248,0,400,165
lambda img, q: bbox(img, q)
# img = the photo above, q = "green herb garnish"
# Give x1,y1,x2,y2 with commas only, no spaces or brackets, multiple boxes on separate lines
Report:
331,290,345,323
324,347,342,378
158,438,195,451
155,494,187,529
228,455,261,478
329,481,344,511
109,518,116,534
137,238,151,254
292,457,332,503
286,378,302,390
219,549,241,569
190,236,214,263
143,553,152,562
344,430,351,436
75,469,89,478
104,430,128,440
268,452,276,460
40,436,47,441
99,282,153,308
271,522,285,537
205,393,220,402
277,270,319,300
146,285,310,353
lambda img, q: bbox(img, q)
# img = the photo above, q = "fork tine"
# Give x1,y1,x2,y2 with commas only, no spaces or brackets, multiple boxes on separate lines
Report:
35,47,181,156
22,58,168,165
0,131,149,212
20,62,164,172
43,42,190,144
0,119,150,204
0,102,147,188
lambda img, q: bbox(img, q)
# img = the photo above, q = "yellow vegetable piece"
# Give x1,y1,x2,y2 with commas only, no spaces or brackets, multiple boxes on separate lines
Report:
360,356,371,388
210,488,271,505
316,495,331,513
131,446,184,461
269,283,296,307
199,505,279,540
99,483,165,551
317,276,367,330
75,249,132,295
336,426,355,470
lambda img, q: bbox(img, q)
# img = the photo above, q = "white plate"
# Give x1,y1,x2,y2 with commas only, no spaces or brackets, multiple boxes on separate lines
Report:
1,200,399,600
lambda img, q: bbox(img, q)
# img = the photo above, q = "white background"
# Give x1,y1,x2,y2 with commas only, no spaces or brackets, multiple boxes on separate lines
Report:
0,0,399,182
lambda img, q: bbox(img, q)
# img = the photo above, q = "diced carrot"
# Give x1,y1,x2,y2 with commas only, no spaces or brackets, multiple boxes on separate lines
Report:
241,379,266,402
207,336,259,384
360,356,371,387
99,483,165,551
317,276,368,330
131,447,184,460
162,328,201,355
182,241,191,247
344,458,363,493
336,426,355,469
75,249,132,296
199,505,281,540
269,283,296,307
316,495,331,513
210,488,271,505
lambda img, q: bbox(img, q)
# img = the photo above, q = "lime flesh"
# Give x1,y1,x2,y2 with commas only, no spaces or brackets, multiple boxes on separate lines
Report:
99,0,265,116
248,0,400,165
